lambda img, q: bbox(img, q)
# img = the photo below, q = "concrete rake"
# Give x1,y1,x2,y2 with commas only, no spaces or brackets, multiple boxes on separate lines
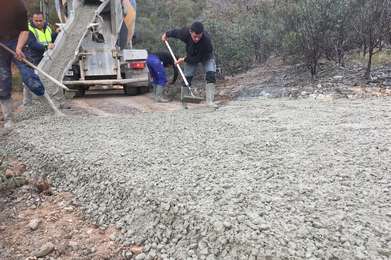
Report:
164,40,203,104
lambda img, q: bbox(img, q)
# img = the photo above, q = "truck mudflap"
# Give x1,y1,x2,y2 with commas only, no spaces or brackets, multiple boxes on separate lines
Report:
63,76,149,86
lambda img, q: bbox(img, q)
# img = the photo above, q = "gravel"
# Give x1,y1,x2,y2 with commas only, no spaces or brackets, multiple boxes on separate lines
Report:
2,97,391,259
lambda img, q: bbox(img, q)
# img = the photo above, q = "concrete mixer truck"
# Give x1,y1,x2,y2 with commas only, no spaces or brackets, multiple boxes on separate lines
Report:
41,0,149,96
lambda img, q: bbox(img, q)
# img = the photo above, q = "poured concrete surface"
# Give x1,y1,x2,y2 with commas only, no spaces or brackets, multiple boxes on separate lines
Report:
2,97,391,259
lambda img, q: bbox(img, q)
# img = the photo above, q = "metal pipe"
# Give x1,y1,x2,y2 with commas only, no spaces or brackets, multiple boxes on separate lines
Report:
79,58,85,80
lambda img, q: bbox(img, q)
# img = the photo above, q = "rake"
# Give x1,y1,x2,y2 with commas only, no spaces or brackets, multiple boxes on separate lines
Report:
0,42,67,116
164,40,202,104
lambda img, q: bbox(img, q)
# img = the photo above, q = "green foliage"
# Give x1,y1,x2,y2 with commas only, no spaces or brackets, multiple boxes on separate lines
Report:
25,0,60,29
207,19,253,74
281,32,302,61
24,0,391,78
135,0,205,55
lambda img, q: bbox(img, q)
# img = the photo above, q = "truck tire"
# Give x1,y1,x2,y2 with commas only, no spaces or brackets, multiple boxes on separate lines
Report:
74,89,86,97
138,86,149,94
124,85,138,96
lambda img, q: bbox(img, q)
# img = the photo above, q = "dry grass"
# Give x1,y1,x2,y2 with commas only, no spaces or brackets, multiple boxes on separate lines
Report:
349,49,391,66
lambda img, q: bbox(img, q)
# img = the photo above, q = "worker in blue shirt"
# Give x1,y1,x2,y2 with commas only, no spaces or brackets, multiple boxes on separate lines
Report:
146,52,178,102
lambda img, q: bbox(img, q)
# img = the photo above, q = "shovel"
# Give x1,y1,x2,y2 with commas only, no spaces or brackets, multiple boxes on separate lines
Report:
0,42,66,116
164,40,202,103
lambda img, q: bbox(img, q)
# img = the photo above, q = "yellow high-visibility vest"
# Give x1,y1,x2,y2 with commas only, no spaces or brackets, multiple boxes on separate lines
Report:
28,23,53,46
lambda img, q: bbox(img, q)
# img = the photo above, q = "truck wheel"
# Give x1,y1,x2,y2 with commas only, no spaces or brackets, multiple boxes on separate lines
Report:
138,86,149,94
74,89,86,97
124,85,138,96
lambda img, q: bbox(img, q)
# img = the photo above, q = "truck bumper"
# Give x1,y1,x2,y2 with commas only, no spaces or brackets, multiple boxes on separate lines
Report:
63,76,149,86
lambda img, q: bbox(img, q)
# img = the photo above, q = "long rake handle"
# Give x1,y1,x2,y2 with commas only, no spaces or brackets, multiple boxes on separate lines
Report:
164,40,194,95
0,42,70,91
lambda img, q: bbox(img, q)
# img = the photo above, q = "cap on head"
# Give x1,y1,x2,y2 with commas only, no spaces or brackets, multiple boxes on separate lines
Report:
190,21,204,34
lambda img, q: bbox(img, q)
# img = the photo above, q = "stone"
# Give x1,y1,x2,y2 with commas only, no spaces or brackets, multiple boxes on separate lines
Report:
64,206,74,213
147,249,157,258
213,221,225,233
131,245,144,255
124,251,133,259
32,242,55,258
206,254,216,260
223,221,232,229
135,253,146,260
28,219,41,231
144,244,151,252
5,169,15,178
69,240,79,250
378,248,391,257
109,233,117,241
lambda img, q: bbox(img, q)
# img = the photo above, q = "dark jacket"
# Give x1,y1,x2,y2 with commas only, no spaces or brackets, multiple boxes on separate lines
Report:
27,22,57,64
0,0,28,41
153,52,178,84
166,27,214,65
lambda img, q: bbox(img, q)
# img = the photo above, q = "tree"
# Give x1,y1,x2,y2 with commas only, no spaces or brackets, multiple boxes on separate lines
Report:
352,0,391,78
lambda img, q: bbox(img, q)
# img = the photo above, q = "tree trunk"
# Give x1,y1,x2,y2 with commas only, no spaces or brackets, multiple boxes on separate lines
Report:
310,58,318,79
365,47,373,79
363,42,367,57
338,48,345,67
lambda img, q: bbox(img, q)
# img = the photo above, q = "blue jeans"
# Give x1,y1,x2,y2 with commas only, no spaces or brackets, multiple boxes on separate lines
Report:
146,54,167,87
0,39,45,100
184,58,216,78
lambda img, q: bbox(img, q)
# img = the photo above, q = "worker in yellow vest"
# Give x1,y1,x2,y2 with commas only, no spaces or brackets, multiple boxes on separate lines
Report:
23,11,58,107
27,11,57,65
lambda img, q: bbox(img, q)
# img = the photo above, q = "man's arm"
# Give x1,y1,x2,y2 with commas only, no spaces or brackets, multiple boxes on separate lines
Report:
49,30,58,49
162,27,188,42
15,31,29,60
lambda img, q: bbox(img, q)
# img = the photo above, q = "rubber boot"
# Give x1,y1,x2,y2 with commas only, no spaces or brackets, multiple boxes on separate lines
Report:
155,86,169,103
23,84,33,106
206,83,218,108
151,83,156,97
0,99,14,129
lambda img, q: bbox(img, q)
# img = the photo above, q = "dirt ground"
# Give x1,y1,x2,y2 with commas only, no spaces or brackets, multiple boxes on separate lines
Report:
0,160,143,260
66,90,213,116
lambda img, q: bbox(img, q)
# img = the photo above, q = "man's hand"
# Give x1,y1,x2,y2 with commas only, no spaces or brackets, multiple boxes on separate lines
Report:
175,57,185,65
48,43,55,49
15,48,26,61
161,33,168,42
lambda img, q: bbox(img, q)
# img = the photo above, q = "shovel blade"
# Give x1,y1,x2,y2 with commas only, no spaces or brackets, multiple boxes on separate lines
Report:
182,95,203,103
